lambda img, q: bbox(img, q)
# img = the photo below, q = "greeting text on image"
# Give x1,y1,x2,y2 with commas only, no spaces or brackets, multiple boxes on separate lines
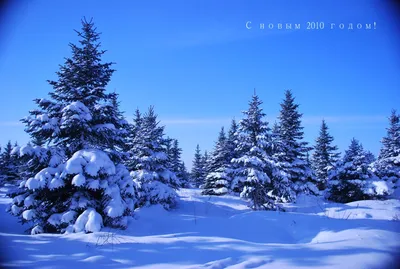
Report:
245,21,377,30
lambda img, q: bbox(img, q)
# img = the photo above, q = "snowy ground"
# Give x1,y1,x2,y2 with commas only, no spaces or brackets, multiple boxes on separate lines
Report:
1,187,399,269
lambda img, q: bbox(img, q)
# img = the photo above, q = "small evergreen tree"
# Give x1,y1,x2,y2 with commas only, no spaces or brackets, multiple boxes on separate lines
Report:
202,127,231,196
327,138,383,203
311,120,340,190
226,119,239,162
0,141,20,184
177,161,190,188
191,144,205,188
129,107,180,209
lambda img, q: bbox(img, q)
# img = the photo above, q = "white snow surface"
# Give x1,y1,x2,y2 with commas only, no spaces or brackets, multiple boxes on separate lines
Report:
65,149,116,177
0,186,399,268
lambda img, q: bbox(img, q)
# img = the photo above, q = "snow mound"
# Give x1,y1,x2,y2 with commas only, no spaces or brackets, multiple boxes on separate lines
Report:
74,208,103,233
65,149,116,177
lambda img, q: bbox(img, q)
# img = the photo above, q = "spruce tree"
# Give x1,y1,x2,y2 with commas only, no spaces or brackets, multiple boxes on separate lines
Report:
202,127,231,195
129,107,180,209
273,90,317,202
170,139,190,187
327,138,382,203
126,109,143,171
226,119,238,161
231,94,278,210
191,144,205,188
0,141,20,184
177,161,190,188
170,139,182,176
379,110,400,159
371,110,400,196
311,120,340,190
9,18,136,234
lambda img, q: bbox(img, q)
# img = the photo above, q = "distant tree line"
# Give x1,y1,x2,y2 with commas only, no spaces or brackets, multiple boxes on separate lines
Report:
192,92,399,208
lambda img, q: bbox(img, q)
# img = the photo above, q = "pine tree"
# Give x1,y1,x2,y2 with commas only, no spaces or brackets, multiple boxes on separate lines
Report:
370,110,400,197
129,106,180,209
273,90,317,202
170,139,182,175
230,93,278,210
126,109,143,171
191,144,205,188
170,139,190,187
0,141,20,184
8,18,137,234
327,138,382,203
202,127,231,195
226,119,239,161
364,151,376,164
177,161,190,187
379,110,400,159
311,120,340,190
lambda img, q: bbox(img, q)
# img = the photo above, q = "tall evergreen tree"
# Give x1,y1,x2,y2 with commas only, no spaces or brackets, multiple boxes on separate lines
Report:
191,144,205,188
129,107,180,209
273,90,317,202
311,120,340,190
202,127,231,195
8,18,136,234
230,94,278,210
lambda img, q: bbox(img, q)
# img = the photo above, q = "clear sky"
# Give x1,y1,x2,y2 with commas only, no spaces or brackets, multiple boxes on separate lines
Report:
0,0,399,169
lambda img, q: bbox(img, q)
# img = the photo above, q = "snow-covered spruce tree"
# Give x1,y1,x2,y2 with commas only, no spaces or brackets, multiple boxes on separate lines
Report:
225,119,240,193
370,110,400,197
273,90,317,202
7,142,58,230
202,127,231,196
311,120,340,190
364,151,376,164
202,150,211,177
178,162,191,188
170,139,190,187
9,18,137,234
126,109,143,172
226,119,239,161
327,138,382,203
191,144,205,188
128,107,180,210
163,137,189,187
231,93,278,210
0,141,20,184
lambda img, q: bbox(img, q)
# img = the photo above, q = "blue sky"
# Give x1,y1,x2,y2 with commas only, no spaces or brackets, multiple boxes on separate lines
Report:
0,0,399,169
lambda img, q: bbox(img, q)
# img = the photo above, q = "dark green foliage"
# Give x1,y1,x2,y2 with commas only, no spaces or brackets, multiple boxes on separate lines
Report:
202,127,231,196
311,120,340,190
273,90,317,202
327,138,376,203
191,144,205,188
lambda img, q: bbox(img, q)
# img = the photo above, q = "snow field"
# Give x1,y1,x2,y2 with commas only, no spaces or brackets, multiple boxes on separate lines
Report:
1,187,399,268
